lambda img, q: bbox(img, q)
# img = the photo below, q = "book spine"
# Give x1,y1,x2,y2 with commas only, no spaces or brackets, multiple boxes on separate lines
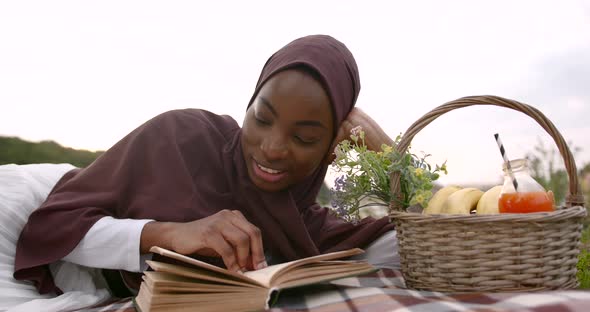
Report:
266,287,280,309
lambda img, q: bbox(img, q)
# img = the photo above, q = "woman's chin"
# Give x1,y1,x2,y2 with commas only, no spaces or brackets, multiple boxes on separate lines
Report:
256,182,283,192
250,175,289,192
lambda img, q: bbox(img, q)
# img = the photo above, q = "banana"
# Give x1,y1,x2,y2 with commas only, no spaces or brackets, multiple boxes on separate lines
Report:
476,185,502,214
423,185,462,214
442,187,484,214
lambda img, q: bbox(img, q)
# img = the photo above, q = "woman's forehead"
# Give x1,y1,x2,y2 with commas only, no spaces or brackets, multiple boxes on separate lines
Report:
254,70,333,128
260,70,329,104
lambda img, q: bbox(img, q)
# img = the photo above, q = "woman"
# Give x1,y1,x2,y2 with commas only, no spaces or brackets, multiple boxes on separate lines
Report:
14,35,397,297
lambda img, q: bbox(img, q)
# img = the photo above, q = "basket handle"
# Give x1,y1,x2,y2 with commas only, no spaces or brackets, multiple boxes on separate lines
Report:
389,95,585,210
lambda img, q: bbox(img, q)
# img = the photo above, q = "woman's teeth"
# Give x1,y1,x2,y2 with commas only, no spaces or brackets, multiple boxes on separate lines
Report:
257,163,282,174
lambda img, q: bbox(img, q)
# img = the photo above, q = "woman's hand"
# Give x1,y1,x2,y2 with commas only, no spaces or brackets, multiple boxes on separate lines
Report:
326,107,394,164
141,210,267,273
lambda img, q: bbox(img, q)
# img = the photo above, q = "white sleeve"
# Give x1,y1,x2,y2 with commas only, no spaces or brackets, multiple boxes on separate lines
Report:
63,216,154,272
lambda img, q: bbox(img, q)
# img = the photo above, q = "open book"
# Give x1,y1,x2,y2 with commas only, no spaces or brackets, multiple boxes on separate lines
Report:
135,246,376,312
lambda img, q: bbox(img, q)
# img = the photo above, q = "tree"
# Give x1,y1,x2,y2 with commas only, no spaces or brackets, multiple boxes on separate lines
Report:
527,138,589,211
526,139,583,206
0,136,103,168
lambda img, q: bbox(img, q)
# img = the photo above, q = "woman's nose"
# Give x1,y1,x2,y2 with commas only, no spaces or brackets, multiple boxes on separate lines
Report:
261,135,288,160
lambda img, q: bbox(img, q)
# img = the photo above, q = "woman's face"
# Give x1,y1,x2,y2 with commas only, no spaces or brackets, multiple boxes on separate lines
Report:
241,69,334,192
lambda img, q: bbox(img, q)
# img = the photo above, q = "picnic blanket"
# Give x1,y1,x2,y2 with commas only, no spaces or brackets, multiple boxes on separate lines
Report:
77,268,590,312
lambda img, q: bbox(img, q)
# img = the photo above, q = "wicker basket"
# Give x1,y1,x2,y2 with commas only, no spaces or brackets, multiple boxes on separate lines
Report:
389,95,587,292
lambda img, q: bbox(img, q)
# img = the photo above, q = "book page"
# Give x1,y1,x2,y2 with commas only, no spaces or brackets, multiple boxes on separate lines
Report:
277,266,376,289
144,271,256,293
146,260,262,288
149,246,261,285
273,263,374,285
150,246,364,288
244,248,364,287
136,284,269,312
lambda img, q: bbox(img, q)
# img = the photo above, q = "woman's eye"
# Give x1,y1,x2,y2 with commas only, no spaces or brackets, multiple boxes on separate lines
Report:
295,136,318,145
255,116,270,126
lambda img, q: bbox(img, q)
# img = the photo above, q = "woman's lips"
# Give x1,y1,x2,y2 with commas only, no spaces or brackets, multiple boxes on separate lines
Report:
252,160,287,183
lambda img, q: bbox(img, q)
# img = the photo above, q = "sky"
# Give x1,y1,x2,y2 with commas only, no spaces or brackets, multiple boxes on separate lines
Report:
1,0,589,186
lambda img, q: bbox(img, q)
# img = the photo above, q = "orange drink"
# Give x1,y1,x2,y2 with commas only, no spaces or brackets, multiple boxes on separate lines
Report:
498,191,554,213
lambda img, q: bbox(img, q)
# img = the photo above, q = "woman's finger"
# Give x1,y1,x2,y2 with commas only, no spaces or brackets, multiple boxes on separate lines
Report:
230,210,266,270
205,231,241,272
220,223,251,270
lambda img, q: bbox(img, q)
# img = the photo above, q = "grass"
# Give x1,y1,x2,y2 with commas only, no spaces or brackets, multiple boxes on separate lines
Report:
578,225,590,289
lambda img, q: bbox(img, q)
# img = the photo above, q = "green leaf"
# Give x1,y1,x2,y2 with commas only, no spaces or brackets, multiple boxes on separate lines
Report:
329,130,448,220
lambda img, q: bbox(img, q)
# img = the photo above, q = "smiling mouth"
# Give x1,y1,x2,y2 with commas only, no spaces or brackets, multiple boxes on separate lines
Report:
252,159,287,183
256,162,284,174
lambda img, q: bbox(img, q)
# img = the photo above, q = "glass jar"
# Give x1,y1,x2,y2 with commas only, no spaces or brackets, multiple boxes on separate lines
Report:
498,158,555,213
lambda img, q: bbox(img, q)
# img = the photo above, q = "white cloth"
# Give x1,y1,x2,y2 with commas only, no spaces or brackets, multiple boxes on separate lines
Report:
0,163,110,312
349,230,400,270
63,216,153,272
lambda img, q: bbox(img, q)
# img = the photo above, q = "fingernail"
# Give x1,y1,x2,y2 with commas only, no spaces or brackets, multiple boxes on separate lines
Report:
256,261,268,270
237,269,245,274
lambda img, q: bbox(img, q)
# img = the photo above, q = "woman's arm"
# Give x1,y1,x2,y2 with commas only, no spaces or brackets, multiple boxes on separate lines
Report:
63,217,153,272
64,210,268,275
327,107,394,164
302,203,394,254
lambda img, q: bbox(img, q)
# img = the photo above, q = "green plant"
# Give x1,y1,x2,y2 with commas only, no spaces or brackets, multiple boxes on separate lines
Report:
330,128,446,221
579,226,590,289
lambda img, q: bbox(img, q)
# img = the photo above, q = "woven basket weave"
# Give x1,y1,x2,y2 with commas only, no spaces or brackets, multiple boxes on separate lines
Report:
389,95,587,292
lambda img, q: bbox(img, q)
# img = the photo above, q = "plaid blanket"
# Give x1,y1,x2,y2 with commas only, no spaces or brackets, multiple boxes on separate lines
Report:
80,269,590,312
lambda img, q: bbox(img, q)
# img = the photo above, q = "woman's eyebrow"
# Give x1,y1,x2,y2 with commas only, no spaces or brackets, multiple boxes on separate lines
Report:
259,96,327,129
259,96,278,117
295,120,327,129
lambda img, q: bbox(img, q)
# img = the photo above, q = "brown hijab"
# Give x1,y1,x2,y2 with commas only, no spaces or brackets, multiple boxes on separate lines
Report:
14,35,392,294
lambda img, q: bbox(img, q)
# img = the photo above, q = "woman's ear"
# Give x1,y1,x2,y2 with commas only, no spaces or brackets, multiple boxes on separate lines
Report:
323,145,337,165
323,119,353,165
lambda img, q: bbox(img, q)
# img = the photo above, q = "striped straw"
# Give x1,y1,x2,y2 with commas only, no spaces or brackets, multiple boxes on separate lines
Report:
494,133,518,191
